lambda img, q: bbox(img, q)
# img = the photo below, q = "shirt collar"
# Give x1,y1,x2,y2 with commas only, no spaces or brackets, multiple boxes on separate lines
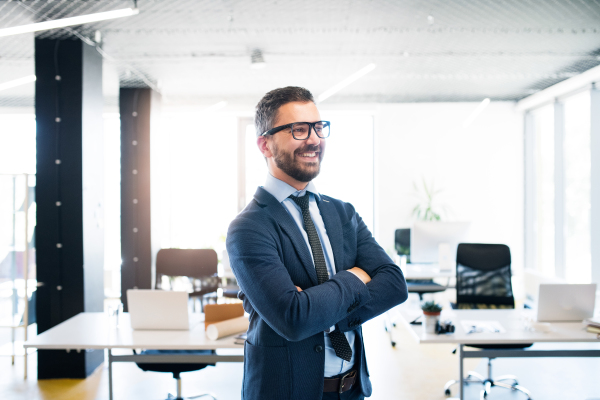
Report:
263,173,321,203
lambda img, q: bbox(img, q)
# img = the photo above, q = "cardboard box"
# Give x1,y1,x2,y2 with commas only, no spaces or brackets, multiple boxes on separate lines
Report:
204,303,244,330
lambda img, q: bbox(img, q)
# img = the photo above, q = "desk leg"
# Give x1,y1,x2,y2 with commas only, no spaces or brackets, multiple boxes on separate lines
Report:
108,349,113,400
458,344,464,400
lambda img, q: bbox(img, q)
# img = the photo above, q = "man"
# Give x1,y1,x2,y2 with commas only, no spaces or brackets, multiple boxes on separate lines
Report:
226,86,408,400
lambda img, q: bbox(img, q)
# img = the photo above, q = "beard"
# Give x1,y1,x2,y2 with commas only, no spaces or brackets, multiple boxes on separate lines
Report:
271,141,323,183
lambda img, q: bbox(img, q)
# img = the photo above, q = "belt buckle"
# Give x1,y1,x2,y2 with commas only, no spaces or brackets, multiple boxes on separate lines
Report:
338,370,355,394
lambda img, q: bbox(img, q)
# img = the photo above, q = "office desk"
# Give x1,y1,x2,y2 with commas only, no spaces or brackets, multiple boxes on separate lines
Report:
384,264,454,346
24,312,244,400
396,306,600,400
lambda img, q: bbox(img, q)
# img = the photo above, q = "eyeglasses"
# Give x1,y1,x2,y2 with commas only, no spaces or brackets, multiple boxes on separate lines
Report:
261,121,331,140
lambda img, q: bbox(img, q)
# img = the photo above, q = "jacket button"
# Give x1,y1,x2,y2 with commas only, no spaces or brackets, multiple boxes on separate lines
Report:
314,345,323,353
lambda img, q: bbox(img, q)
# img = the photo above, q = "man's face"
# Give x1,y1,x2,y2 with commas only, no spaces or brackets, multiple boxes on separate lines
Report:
260,101,326,187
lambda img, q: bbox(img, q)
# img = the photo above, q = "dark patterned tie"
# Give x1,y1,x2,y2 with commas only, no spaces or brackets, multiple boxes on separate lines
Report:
290,193,352,362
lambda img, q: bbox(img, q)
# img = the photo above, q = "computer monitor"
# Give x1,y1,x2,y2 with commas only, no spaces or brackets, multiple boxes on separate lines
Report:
410,221,471,265
394,228,411,262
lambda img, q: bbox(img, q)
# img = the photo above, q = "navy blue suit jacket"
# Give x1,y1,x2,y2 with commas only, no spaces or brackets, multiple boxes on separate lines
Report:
226,187,408,400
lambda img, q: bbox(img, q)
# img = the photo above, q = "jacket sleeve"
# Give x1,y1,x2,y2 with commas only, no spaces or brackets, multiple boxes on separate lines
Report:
226,214,371,342
336,207,408,332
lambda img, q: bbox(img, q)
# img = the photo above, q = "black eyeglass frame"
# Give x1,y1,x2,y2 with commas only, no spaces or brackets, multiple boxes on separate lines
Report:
260,121,331,140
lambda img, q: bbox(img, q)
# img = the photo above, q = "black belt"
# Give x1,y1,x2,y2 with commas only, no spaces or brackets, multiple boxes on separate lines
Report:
323,370,357,393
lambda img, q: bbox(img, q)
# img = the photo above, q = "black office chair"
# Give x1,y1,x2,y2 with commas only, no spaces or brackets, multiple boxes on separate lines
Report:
136,249,220,400
444,243,532,400
155,248,221,312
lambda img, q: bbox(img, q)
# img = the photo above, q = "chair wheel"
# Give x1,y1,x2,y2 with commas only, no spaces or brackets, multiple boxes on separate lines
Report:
444,388,451,396
392,323,397,327
391,342,396,347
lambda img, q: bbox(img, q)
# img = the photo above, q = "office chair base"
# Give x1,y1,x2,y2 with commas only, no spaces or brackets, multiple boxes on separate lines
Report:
480,380,532,400
444,373,531,399
443,373,485,396
167,377,217,400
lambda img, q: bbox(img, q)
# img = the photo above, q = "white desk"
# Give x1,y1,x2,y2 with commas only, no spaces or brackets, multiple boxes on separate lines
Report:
24,312,244,400
383,264,454,346
397,306,600,400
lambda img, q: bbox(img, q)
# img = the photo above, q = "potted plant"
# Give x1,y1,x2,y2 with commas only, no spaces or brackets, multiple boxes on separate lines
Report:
421,301,442,334
411,177,446,222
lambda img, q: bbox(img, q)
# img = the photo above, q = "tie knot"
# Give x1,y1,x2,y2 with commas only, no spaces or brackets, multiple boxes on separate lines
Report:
289,192,310,211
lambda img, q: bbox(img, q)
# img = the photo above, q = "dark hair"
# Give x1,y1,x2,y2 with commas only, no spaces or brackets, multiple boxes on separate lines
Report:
255,86,315,137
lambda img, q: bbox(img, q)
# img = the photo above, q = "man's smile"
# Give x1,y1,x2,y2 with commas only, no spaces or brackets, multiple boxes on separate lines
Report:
297,151,319,159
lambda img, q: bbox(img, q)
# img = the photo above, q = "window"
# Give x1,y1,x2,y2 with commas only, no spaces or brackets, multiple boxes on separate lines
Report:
532,105,555,277
0,114,36,323
103,114,122,297
525,89,595,283
563,92,591,283
156,113,238,256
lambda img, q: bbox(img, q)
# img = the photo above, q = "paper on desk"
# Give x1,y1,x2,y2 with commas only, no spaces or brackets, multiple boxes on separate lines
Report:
461,320,506,334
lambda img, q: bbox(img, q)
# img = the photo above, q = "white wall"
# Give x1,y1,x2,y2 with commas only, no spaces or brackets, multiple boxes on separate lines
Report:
373,102,524,273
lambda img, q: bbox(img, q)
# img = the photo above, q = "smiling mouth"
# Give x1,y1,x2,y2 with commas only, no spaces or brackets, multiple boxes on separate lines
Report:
297,151,319,158
296,146,321,160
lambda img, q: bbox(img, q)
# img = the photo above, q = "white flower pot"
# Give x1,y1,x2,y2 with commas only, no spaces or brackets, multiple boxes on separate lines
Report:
423,312,440,334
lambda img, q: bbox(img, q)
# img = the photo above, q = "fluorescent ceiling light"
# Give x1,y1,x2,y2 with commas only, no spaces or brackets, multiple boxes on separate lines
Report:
318,63,377,102
0,75,36,92
462,98,490,128
0,8,139,38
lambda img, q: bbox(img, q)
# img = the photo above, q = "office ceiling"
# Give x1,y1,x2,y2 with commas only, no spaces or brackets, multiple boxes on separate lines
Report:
1,0,600,108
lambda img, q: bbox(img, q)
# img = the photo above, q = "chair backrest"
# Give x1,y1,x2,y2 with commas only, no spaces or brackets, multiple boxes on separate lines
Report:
455,243,514,309
155,248,218,281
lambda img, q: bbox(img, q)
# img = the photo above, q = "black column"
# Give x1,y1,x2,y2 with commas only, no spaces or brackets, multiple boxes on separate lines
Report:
35,38,104,379
120,88,160,310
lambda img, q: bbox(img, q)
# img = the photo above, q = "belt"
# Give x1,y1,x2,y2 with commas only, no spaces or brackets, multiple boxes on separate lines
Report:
323,370,357,393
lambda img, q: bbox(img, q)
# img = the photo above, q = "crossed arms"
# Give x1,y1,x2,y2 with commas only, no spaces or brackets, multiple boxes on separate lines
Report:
226,206,408,342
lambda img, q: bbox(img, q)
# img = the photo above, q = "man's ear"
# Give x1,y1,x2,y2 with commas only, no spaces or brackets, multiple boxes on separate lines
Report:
257,136,273,158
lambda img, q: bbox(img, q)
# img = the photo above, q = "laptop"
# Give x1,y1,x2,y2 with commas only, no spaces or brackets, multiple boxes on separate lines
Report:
536,283,597,322
127,289,192,330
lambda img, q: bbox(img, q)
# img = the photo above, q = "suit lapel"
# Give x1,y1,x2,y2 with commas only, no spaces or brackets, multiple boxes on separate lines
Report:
254,187,318,285
316,195,344,273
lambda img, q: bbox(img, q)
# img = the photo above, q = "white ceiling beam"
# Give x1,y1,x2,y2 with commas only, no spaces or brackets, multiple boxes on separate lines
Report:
516,64,600,111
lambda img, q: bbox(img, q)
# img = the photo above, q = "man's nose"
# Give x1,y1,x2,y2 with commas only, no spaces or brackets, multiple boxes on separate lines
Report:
306,127,321,146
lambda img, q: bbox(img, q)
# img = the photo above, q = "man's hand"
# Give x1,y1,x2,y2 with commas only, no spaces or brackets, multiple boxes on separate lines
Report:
347,267,371,284
295,267,370,291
